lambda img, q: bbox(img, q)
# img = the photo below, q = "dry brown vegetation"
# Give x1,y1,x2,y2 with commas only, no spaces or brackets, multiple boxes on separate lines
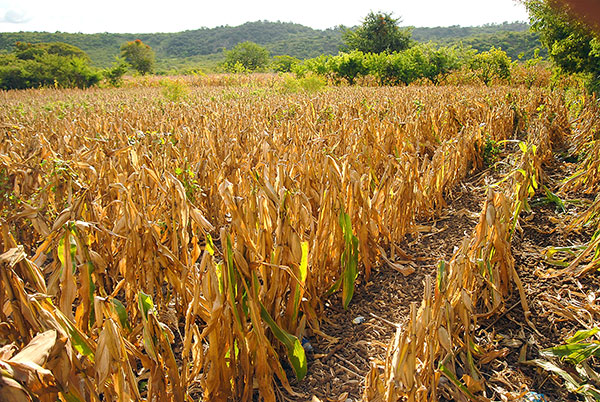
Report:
1,80,599,401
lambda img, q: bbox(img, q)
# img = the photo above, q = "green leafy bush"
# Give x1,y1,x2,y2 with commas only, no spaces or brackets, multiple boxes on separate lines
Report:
0,45,101,90
103,58,129,87
280,73,326,93
469,47,512,85
160,78,190,102
222,41,270,72
299,44,467,86
342,12,412,54
271,55,300,73
120,39,155,75
327,51,368,85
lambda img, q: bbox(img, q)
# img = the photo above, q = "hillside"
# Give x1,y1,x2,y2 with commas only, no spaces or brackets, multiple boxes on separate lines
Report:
412,22,547,59
0,21,544,70
0,22,344,69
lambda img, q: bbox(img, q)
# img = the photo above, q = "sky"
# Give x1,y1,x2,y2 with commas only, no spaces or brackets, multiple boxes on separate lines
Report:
0,0,530,34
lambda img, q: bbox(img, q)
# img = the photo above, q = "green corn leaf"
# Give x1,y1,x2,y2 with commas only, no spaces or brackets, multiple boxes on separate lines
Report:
215,262,224,294
292,241,309,321
61,392,86,402
206,233,215,256
58,233,77,273
325,276,342,296
438,363,478,401
138,293,158,361
138,291,154,320
541,328,600,364
52,307,95,361
437,260,447,292
68,325,95,360
111,299,130,330
339,209,359,310
260,302,307,380
342,236,358,310
566,328,600,344
543,185,565,212
547,343,600,364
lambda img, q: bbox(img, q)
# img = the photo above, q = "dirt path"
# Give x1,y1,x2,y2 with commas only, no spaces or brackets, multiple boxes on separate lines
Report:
291,178,487,401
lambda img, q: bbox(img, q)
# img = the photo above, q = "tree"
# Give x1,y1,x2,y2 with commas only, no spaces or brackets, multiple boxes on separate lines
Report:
0,42,100,90
120,39,155,75
223,41,270,72
327,51,368,85
523,0,600,93
271,55,300,73
103,57,129,87
469,47,512,85
343,12,412,54
15,42,90,61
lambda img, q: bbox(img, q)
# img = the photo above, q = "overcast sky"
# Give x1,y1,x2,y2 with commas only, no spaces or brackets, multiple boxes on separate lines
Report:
0,0,530,34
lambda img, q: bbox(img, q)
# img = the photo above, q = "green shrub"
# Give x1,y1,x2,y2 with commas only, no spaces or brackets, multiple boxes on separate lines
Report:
279,73,326,94
160,78,190,102
300,45,467,86
0,43,100,90
299,74,326,92
327,51,368,85
222,42,270,72
271,55,300,73
120,39,155,75
469,47,512,85
103,58,129,87
302,55,331,77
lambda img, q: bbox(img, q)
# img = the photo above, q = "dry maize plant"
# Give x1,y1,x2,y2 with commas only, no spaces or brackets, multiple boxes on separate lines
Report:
539,96,600,278
0,83,569,401
364,90,571,401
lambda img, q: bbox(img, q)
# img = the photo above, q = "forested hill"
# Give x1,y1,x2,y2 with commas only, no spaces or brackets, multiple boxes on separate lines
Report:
0,20,543,68
0,22,344,67
412,22,546,59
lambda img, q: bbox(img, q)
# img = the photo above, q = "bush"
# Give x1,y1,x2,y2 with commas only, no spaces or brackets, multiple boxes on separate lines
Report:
103,58,129,87
343,12,412,54
120,39,155,75
469,47,512,85
222,42,270,72
0,54,100,90
327,51,368,85
160,78,190,102
299,74,326,92
0,43,100,90
271,55,300,73
301,55,331,77
280,73,326,94
296,45,512,88
361,45,465,86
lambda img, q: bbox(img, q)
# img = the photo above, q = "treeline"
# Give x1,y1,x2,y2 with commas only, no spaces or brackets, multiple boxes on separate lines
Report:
0,42,101,89
0,22,344,68
411,22,530,41
442,31,546,60
292,45,517,86
0,21,543,70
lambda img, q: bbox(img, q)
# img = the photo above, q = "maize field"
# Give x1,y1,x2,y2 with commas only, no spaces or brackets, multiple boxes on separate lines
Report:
1,78,600,401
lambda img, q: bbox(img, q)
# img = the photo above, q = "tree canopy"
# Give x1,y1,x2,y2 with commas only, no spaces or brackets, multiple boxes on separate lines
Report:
343,12,412,53
524,0,600,92
120,39,155,75
0,42,100,90
223,41,270,72
0,21,544,72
